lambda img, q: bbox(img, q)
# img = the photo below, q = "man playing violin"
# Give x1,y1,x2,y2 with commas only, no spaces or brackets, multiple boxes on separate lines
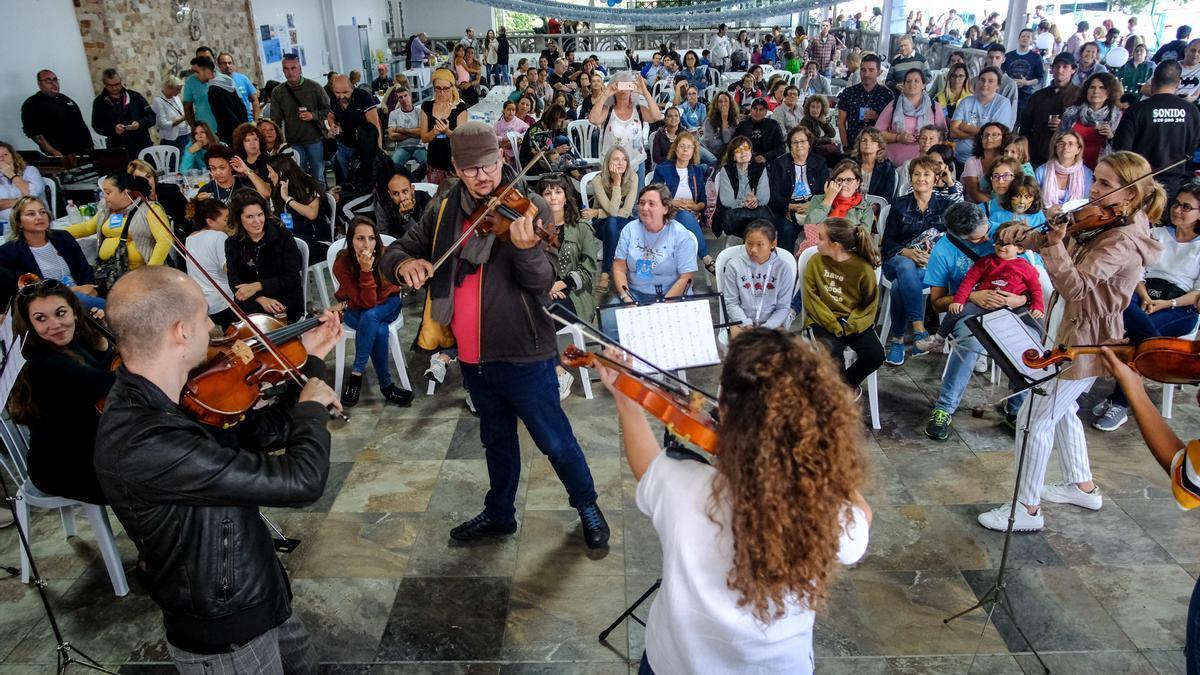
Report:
94,266,343,673
381,121,610,548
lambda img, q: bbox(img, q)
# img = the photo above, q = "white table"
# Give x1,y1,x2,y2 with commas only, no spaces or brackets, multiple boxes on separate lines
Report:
52,217,98,265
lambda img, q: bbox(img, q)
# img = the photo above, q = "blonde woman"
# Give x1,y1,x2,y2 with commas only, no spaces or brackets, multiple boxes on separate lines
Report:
420,68,470,183
582,147,637,292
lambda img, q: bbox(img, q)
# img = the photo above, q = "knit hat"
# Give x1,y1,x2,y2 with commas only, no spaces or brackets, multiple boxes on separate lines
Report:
450,121,500,168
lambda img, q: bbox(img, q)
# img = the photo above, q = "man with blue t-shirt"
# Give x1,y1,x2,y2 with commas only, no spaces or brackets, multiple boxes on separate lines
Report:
218,52,260,122
1004,30,1045,116
182,46,217,132
923,202,1036,440
950,67,1016,165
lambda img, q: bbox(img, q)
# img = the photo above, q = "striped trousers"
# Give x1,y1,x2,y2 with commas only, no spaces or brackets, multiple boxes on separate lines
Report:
166,613,317,675
1015,377,1097,508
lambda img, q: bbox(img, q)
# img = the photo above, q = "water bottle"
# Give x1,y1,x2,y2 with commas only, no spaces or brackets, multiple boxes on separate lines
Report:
61,274,76,287
66,200,82,225
280,212,294,230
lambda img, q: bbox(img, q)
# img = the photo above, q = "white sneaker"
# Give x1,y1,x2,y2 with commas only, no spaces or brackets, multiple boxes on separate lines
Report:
558,370,575,400
465,391,476,414
1040,482,1103,511
977,503,1043,532
425,354,448,383
974,355,990,373
1094,403,1128,432
1091,399,1112,417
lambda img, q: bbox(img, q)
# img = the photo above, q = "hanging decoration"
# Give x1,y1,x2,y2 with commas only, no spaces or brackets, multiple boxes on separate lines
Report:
468,0,828,27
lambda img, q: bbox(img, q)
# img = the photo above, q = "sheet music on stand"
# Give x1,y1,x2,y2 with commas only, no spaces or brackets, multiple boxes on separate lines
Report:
614,298,721,374
964,308,1059,393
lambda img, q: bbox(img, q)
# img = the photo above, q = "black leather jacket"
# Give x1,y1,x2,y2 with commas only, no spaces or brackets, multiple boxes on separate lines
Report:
93,363,330,653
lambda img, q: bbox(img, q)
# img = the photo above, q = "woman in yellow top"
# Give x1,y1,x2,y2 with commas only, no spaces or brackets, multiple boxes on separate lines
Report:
66,173,172,269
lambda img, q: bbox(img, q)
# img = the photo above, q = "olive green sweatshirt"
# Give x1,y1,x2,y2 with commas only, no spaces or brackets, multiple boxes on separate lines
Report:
802,253,878,336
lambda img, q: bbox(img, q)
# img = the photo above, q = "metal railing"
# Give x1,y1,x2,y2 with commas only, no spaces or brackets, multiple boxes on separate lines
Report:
391,27,781,57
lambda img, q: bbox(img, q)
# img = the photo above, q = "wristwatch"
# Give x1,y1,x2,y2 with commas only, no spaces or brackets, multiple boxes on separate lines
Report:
1172,298,1179,308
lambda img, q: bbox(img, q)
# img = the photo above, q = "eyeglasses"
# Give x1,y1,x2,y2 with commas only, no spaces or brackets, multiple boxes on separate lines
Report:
434,85,453,92
1172,202,1198,213
18,278,64,297
457,163,499,178
990,172,1015,181
832,176,859,184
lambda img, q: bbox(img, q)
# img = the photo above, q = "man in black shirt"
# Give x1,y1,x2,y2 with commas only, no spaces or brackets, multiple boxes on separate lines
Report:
327,74,382,183
370,63,391,92
548,58,578,102
836,53,894,149
1019,52,1079,166
1113,60,1200,198
733,98,786,164
1154,25,1192,63
22,69,94,159
91,68,155,157
375,172,431,237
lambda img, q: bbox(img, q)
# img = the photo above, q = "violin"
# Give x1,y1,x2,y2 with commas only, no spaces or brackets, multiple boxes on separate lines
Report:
561,345,719,453
1022,338,1200,386
183,305,344,428
1037,158,1189,241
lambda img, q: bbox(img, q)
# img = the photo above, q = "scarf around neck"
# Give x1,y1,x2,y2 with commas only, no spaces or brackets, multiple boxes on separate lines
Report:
1040,158,1089,206
830,191,863,218
892,91,935,134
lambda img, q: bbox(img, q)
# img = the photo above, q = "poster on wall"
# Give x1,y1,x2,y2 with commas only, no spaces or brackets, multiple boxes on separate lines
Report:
263,38,282,64
260,24,275,41
294,45,307,66
287,13,295,28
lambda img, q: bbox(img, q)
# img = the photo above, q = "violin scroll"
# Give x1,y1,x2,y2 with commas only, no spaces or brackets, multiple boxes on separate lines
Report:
1022,346,1071,370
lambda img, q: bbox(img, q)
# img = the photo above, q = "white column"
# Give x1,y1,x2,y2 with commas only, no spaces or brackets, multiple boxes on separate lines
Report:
878,0,907,56
1005,0,1030,49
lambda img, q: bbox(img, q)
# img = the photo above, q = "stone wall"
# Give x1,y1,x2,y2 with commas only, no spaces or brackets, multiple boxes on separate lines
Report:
73,0,263,100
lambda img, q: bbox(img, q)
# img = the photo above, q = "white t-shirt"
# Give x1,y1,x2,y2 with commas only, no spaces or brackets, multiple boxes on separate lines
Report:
29,242,71,284
614,220,698,296
1179,63,1200,101
1148,226,1200,293
675,167,693,201
636,452,870,674
186,229,231,314
601,105,646,168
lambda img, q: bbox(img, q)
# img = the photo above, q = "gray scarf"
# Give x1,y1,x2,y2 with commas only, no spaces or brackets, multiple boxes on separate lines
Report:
92,199,158,267
891,91,935,135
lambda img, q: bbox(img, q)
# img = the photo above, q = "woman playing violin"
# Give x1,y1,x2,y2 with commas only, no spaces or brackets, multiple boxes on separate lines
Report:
8,278,113,504
980,150,1165,534
594,329,871,674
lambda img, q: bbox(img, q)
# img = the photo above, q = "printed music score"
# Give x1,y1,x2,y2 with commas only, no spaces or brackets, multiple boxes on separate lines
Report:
979,310,1054,381
615,299,720,374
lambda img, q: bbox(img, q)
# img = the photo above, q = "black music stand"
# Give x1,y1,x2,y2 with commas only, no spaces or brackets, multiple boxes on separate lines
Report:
942,308,1060,674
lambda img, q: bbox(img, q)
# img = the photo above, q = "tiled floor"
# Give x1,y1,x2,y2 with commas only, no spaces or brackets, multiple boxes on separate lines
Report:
0,242,1197,675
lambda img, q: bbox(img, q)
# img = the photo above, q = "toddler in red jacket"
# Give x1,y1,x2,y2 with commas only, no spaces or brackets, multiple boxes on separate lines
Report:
916,221,1046,352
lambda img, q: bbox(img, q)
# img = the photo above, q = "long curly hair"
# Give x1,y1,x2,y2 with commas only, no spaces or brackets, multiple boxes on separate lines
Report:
709,328,866,623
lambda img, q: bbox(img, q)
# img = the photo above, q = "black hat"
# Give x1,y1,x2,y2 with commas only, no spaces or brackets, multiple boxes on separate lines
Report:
1052,52,1077,68
750,97,770,109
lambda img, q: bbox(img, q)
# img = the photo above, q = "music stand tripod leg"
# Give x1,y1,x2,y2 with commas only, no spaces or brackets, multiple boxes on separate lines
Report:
943,386,1050,674
0,478,117,674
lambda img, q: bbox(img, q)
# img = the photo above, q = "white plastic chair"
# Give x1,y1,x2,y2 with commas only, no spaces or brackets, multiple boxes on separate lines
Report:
308,193,339,309
557,323,594,399
578,171,598,209
138,145,181,174
292,237,310,309
566,119,601,164
506,131,522,169
325,236,413,396
0,416,128,597
1163,325,1199,419
794,248,882,429
412,182,438,197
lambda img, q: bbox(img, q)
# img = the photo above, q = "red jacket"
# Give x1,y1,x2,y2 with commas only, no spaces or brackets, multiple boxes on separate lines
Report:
953,254,1044,313
333,252,400,310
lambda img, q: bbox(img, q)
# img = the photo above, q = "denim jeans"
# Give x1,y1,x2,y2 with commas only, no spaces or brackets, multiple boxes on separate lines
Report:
344,295,402,389
596,216,632,273
292,140,327,187
882,254,927,339
698,146,718,167
933,318,1029,416
460,358,598,521
1189,576,1200,675
673,210,708,259
391,146,428,174
497,64,511,85
599,287,658,340
334,142,358,184
1110,295,1199,406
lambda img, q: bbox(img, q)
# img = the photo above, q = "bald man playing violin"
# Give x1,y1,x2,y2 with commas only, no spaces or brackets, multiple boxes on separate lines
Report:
381,121,609,549
93,266,342,672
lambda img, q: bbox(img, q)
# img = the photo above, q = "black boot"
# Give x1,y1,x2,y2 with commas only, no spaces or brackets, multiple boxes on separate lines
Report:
341,373,362,407
382,384,414,407
577,502,610,549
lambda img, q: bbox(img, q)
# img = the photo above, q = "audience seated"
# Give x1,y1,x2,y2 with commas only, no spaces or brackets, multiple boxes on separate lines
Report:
224,190,305,322
180,122,219,174
0,196,100,310
197,144,271,204
184,197,235,326
232,123,271,181
769,126,828,252
0,140,48,224
266,154,332,261
256,118,288,157
7,279,114,504
375,172,430,238
651,131,714,273
67,173,172,273
127,159,188,239
713,136,772,240
722,220,795,332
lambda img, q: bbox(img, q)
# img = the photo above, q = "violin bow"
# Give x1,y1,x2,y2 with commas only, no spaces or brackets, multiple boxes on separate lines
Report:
399,149,550,298
129,191,349,421
544,304,720,407
1034,157,1189,234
